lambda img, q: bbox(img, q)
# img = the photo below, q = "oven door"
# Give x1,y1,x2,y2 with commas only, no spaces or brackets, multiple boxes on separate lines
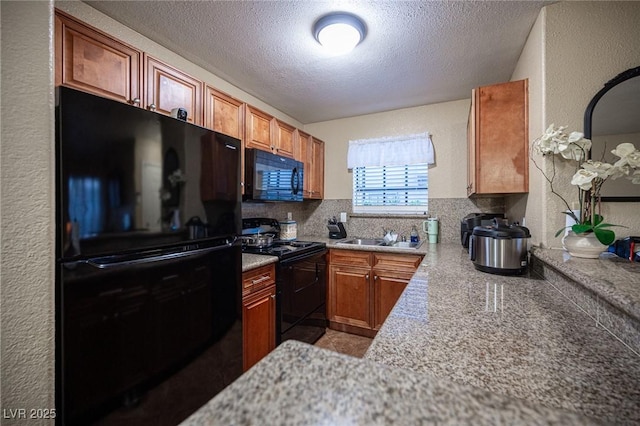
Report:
277,250,327,345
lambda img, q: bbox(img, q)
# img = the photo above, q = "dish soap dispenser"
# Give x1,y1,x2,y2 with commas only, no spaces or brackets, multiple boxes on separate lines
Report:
410,225,419,243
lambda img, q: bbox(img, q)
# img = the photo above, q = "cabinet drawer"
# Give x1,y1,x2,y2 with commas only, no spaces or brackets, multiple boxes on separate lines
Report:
242,264,276,295
329,249,371,267
372,253,423,272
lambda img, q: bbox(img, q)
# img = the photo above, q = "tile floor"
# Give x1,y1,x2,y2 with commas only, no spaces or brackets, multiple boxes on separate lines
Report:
314,328,374,358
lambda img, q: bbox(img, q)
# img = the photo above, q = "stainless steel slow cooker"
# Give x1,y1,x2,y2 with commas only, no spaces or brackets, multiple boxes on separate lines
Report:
469,221,531,275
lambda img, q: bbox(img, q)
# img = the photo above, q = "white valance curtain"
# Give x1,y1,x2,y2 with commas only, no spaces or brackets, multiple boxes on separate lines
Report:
347,132,435,169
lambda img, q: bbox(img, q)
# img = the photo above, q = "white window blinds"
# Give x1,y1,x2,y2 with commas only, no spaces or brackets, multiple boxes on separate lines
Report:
348,133,432,214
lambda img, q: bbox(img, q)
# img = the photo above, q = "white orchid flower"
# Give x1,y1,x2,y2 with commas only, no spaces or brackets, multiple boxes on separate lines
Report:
571,169,597,191
581,160,612,179
608,162,630,179
611,143,640,168
629,170,640,184
558,132,591,161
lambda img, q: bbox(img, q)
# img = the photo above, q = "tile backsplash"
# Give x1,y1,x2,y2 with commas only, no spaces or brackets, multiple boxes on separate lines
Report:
242,198,505,243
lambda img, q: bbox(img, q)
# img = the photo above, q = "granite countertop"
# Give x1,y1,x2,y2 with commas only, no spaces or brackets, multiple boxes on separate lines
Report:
531,246,640,322
182,340,600,426
365,244,640,423
195,241,640,424
241,253,278,272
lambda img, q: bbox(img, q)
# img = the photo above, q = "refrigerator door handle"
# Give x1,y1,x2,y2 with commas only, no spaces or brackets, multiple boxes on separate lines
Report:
81,238,237,270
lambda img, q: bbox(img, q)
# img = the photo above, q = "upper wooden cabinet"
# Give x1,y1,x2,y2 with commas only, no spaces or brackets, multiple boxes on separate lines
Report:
245,105,274,153
245,105,295,159
145,55,203,125
297,130,325,199
204,86,244,140
273,119,296,158
55,10,142,106
467,79,529,196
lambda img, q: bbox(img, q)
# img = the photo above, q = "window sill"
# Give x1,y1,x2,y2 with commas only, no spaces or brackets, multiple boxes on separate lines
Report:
349,213,430,219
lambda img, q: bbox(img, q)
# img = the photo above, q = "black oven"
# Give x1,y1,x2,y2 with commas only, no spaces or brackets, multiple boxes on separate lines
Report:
241,218,327,345
276,248,327,345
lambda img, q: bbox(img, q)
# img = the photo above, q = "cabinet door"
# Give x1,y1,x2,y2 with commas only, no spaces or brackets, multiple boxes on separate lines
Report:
309,137,325,199
273,119,295,158
296,130,312,198
242,285,276,371
204,86,244,139
328,264,372,329
296,131,325,199
469,79,528,195
145,55,203,125
467,88,477,196
372,270,413,330
245,105,273,153
55,10,142,106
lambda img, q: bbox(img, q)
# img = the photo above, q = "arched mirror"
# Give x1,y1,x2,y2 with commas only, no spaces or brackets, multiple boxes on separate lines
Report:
584,65,640,201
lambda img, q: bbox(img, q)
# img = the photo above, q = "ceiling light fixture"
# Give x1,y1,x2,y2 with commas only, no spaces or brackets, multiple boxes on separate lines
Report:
313,12,366,55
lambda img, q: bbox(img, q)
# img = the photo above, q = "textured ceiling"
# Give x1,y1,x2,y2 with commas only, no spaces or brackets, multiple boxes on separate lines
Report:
86,0,553,124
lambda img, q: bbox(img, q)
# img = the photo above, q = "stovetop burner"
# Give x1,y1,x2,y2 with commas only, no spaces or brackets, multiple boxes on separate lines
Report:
289,241,313,248
241,238,326,259
269,246,294,254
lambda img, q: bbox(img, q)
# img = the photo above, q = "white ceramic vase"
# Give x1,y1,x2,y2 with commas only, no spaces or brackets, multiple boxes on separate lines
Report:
561,230,607,259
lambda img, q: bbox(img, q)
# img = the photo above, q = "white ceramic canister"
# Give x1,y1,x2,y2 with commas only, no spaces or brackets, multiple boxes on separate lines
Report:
280,220,297,240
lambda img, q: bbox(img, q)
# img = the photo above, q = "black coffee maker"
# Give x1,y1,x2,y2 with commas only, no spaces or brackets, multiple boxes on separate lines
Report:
461,213,504,250
327,217,347,239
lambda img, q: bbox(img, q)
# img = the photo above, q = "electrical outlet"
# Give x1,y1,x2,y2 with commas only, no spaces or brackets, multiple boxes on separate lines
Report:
340,212,347,223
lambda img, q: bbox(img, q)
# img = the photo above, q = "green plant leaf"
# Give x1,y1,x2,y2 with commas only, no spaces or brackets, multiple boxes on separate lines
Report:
594,228,615,245
555,227,568,238
594,222,626,230
572,223,593,234
593,214,604,226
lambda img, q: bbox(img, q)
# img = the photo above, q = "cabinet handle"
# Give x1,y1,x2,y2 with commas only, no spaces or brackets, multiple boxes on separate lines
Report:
251,275,270,285
365,274,369,280
147,103,156,111
374,275,378,281
129,97,141,106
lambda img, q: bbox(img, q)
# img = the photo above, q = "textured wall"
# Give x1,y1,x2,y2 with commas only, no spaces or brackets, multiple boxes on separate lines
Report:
304,99,471,200
507,6,546,247
542,2,640,247
1,0,56,420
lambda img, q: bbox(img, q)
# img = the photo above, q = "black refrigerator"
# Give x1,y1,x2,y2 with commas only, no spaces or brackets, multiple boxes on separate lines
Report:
55,87,243,425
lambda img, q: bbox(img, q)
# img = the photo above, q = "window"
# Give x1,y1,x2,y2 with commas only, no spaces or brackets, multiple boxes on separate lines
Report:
353,164,428,214
348,132,434,214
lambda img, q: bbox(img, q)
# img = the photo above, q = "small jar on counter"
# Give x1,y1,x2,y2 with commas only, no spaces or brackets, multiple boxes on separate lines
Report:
280,220,297,241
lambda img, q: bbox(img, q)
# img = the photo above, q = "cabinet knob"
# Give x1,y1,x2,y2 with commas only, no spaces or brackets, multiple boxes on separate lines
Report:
130,97,141,106
271,294,276,300
147,103,156,111
374,275,378,281
365,274,370,280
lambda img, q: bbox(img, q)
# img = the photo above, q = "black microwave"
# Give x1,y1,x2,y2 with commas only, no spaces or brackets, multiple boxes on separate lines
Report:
244,148,303,202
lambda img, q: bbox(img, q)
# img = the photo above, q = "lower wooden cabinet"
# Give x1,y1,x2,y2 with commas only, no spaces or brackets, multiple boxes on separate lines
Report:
242,264,276,371
328,250,422,337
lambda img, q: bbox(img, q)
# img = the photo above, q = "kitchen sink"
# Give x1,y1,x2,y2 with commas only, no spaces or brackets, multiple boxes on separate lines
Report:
337,238,423,249
390,241,423,249
337,238,386,246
